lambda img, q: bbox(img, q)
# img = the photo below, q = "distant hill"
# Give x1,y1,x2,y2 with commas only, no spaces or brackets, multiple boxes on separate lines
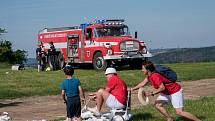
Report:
24,58,37,67
150,46,215,64
25,46,215,67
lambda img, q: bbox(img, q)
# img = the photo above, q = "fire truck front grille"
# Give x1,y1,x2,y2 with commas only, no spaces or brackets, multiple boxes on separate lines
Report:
120,41,139,51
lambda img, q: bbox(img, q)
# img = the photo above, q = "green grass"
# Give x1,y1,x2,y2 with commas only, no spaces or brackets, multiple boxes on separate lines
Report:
0,62,215,99
131,96,215,121
0,62,11,68
52,97,215,121
165,62,215,81
1,62,215,121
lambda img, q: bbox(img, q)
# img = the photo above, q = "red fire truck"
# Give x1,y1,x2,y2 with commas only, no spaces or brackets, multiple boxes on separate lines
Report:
37,19,152,70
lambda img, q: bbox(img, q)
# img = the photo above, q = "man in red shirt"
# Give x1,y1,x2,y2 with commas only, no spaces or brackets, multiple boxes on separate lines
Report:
88,67,128,116
129,61,201,121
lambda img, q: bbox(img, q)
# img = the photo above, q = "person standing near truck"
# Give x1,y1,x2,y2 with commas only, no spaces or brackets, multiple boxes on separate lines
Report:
36,43,46,72
129,61,201,121
48,41,57,70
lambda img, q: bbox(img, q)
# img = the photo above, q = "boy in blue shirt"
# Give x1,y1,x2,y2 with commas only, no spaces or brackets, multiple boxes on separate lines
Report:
61,65,85,121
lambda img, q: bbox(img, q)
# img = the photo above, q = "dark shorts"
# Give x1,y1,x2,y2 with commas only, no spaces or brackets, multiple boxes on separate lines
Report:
66,96,81,118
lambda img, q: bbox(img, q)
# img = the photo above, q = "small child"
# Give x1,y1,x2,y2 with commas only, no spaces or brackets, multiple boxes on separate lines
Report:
60,65,85,121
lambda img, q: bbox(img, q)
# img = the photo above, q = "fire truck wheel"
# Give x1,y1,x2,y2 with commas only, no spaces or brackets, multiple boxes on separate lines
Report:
93,52,107,70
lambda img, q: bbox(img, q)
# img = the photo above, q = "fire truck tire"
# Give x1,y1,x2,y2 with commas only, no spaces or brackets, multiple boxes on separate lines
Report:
93,52,107,70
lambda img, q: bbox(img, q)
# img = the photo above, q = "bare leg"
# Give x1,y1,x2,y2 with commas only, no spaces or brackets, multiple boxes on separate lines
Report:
154,100,173,121
175,108,201,121
37,64,40,72
95,88,110,111
66,117,72,121
76,116,82,121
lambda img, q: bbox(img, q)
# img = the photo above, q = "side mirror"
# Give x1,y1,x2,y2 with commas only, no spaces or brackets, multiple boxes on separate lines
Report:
135,31,137,39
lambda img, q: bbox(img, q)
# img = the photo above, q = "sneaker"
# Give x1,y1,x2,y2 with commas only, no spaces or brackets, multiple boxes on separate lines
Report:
87,106,101,116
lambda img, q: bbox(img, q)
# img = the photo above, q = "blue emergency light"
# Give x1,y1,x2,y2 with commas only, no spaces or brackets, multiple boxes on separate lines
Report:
80,23,91,30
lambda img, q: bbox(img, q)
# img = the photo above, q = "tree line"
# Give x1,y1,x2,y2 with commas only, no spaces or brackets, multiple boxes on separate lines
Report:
0,28,27,64
150,46,215,64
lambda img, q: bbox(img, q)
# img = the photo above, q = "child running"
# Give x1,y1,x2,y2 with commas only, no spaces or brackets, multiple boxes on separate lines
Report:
60,65,85,121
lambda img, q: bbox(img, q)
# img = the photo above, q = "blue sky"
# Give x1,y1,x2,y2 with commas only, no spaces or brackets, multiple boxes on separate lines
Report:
0,0,215,58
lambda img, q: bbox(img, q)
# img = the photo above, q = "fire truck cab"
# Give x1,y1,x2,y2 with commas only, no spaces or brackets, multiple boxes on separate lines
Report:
37,19,152,70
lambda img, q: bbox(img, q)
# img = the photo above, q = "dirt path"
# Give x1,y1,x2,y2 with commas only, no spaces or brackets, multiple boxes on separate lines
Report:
0,78,215,121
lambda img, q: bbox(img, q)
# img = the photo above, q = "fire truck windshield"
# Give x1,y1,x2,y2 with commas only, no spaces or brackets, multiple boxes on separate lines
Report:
95,26,130,37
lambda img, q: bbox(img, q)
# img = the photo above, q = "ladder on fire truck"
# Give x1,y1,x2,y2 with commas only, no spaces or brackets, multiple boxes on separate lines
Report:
67,34,79,63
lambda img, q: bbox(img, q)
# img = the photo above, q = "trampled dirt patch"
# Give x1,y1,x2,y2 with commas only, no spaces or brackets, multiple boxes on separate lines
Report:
0,78,215,121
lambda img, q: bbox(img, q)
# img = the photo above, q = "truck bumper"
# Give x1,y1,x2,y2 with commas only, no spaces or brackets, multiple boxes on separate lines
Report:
103,51,152,60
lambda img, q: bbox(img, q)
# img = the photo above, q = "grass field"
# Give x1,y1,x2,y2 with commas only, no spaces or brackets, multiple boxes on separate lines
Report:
52,97,215,121
1,62,215,121
0,62,215,99
131,96,215,121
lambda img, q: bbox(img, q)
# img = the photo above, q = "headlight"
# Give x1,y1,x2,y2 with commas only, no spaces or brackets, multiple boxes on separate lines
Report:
140,42,145,46
141,46,147,53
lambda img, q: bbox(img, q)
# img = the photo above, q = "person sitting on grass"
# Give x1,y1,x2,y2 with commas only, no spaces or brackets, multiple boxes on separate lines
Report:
87,67,128,116
60,65,85,121
129,61,201,121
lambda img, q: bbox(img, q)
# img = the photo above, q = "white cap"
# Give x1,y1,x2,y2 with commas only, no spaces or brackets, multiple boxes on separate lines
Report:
105,67,117,75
